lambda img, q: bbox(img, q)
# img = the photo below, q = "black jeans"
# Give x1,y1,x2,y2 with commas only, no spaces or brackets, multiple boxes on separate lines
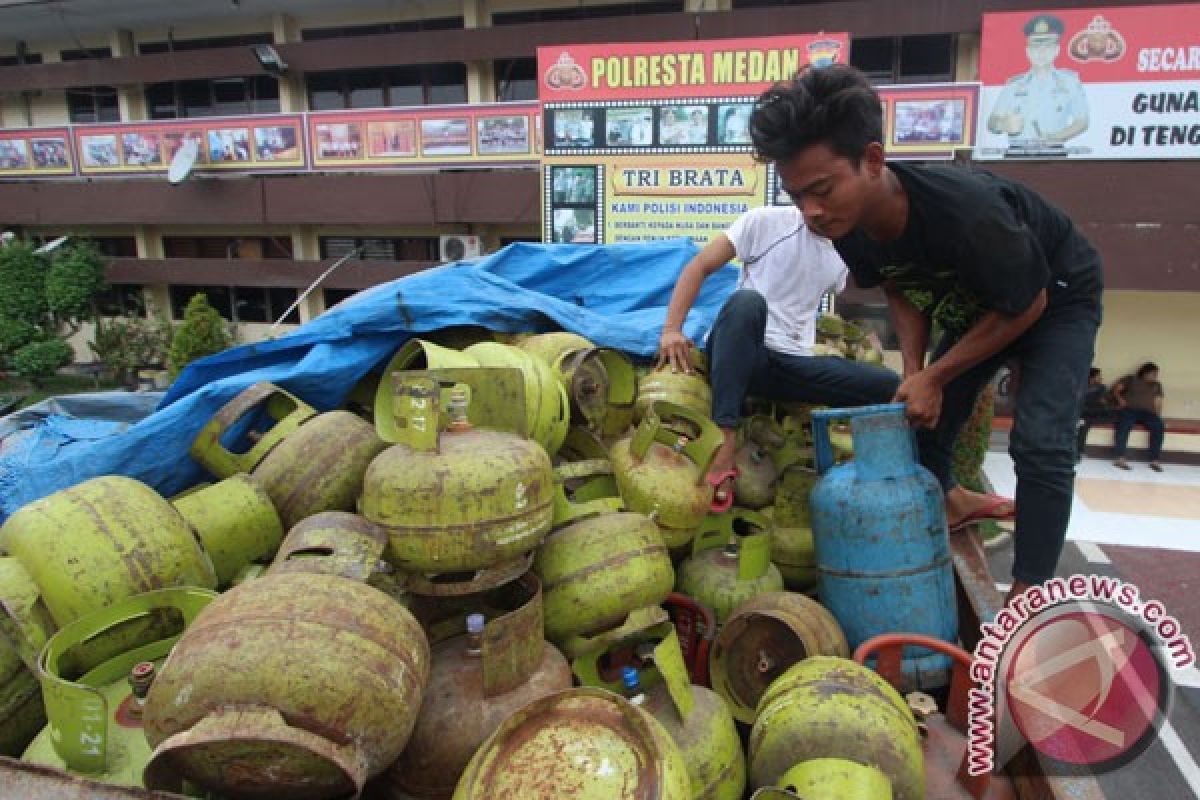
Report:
1113,408,1165,460
916,299,1100,585
705,289,900,428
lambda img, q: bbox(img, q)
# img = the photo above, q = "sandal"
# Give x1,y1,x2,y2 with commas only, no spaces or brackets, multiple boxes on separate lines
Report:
948,494,1015,533
705,468,738,513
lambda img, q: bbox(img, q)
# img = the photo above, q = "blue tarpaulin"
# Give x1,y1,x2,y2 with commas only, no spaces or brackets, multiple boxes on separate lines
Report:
0,240,737,520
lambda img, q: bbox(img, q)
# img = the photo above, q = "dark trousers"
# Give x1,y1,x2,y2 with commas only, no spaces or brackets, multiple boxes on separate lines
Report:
705,289,900,428
1076,410,1114,460
916,301,1100,585
1113,408,1165,460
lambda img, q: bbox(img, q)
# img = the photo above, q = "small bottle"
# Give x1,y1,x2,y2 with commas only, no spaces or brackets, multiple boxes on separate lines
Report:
465,613,485,657
621,665,646,706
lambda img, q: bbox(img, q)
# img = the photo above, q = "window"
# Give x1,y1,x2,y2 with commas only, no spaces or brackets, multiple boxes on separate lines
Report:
146,76,279,119
162,236,293,259
61,48,119,124
319,236,438,261
493,2,681,24
95,284,147,317
302,18,463,40
323,288,358,309
140,34,279,119
139,34,274,54
305,64,467,110
169,285,299,324
495,59,538,102
851,34,956,84
80,236,138,258
0,53,42,67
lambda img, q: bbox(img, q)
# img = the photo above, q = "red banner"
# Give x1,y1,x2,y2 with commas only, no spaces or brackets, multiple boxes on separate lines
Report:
981,4,1200,84
537,34,849,103
978,4,1200,159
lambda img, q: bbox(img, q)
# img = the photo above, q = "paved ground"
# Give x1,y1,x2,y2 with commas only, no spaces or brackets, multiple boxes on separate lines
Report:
983,453,1200,798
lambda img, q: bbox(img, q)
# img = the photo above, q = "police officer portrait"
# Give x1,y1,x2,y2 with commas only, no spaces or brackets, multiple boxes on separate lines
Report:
987,14,1091,155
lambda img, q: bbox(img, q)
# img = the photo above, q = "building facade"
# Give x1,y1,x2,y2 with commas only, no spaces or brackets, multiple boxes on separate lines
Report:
0,0,1196,416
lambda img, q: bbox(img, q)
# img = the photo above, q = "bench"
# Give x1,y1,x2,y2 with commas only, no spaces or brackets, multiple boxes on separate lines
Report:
993,415,1200,464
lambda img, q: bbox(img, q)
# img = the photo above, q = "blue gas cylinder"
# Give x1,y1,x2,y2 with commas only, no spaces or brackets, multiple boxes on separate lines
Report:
810,403,956,683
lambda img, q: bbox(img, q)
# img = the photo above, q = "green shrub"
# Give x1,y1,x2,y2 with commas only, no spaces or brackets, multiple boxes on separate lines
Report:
90,314,174,387
46,242,108,332
168,293,232,378
12,338,73,385
0,317,40,366
0,243,48,321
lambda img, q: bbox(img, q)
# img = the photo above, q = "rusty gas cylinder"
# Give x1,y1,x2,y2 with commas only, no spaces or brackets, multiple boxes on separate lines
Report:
0,476,217,631
452,687,691,800
571,613,746,800
361,380,554,595
709,591,848,724
749,657,923,799
141,569,430,800
734,442,779,510
252,409,387,529
384,573,572,799
537,509,675,645
611,401,722,549
769,466,819,591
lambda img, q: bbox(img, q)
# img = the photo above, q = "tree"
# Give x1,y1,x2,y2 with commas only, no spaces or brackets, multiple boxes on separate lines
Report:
168,293,233,378
0,243,49,364
90,313,174,388
0,240,110,379
45,241,107,336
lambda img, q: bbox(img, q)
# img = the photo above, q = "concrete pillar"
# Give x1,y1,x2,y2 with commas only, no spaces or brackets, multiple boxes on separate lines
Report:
464,0,493,105
111,30,146,121
955,33,980,82
272,13,307,112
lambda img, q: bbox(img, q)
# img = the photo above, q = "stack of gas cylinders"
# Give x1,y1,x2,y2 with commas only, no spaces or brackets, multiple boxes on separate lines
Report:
0,322,956,800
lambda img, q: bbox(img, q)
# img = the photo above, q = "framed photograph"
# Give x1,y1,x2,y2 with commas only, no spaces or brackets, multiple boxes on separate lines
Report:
420,118,471,156
80,134,119,168
551,166,596,206
253,125,300,161
477,115,530,155
552,208,596,244
660,105,709,145
315,122,363,160
163,130,207,164
551,109,598,148
717,103,753,145
604,107,654,147
121,132,163,166
367,120,417,158
208,128,252,162
892,99,967,145
0,138,29,170
30,137,69,169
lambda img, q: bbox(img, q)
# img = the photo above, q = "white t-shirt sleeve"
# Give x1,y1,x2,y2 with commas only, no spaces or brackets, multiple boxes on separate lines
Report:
723,211,757,262
826,245,849,293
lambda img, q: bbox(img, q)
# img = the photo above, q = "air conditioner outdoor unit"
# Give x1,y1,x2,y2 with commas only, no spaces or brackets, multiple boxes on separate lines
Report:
439,234,482,262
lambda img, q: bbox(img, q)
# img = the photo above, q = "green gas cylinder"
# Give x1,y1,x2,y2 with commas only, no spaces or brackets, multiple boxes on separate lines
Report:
676,510,784,625
22,588,215,787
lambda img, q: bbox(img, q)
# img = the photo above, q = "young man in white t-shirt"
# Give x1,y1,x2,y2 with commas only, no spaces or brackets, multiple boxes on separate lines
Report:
660,204,899,510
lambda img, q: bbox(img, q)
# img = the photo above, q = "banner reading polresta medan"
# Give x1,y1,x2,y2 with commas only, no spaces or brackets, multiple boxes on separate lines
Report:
976,3,1200,160
537,35,849,104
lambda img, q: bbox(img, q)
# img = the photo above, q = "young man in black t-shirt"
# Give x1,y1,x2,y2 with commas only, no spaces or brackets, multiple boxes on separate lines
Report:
750,66,1103,605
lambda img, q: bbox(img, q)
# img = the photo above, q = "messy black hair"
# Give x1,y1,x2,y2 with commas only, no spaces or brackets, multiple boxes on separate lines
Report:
749,64,884,166
1137,362,1160,378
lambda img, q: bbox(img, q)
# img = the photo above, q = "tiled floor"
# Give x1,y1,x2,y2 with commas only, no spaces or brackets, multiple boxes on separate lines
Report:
984,453,1200,552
